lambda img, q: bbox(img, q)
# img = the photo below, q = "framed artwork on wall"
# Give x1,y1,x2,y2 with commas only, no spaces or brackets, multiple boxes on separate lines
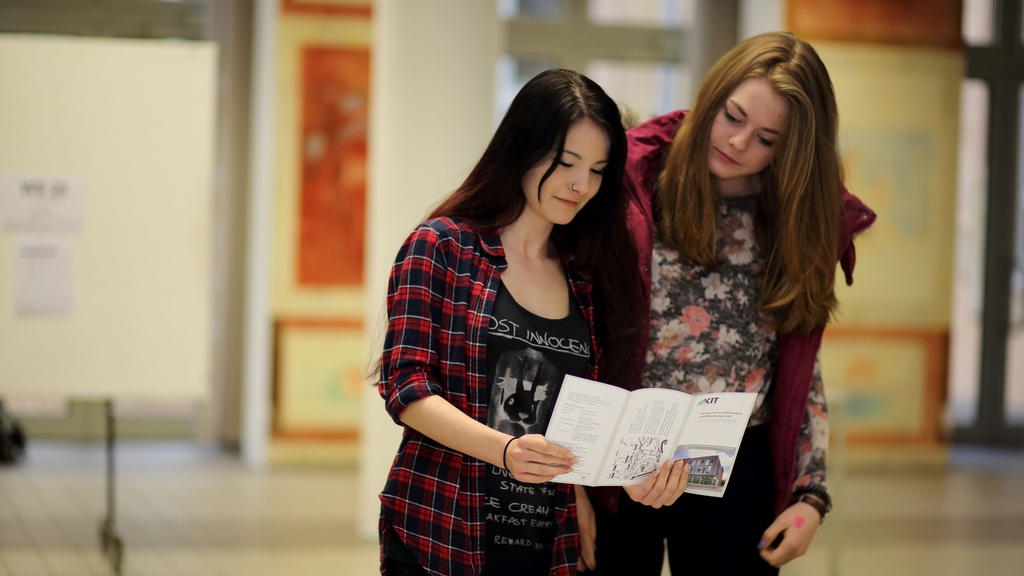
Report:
272,319,366,440
297,47,370,287
282,0,372,17
805,43,961,449
271,10,370,316
821,328,948,445
788,0,962,48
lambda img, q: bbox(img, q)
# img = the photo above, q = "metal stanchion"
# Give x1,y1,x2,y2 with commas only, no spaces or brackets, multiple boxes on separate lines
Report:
98,400,124,574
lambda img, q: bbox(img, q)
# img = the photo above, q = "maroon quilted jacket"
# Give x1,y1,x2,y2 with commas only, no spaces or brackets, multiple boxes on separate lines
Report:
590,110,876,516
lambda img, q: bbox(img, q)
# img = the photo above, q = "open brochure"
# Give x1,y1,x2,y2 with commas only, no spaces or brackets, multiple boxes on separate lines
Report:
544,375,757,497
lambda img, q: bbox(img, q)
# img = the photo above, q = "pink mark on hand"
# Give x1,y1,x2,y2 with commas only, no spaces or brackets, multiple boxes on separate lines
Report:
794,517,805,529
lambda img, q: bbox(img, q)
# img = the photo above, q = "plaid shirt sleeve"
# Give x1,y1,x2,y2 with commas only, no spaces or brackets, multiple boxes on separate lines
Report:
379,224,450,424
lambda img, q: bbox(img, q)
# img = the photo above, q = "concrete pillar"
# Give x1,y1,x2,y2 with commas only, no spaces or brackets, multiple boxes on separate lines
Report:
241,0,278,468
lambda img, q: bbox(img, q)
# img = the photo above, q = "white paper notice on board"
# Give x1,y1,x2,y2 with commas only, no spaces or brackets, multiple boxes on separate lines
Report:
0,174,85,231
15,236,74,316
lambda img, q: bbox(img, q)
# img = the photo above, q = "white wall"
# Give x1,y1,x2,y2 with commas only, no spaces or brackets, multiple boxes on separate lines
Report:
357,0,502,540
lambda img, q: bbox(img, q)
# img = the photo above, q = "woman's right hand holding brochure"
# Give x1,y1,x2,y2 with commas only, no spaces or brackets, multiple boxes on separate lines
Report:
623,459,690,508
504,434,579,484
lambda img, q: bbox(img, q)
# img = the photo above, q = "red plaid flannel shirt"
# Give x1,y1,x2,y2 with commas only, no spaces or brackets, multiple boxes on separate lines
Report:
379,217,600,576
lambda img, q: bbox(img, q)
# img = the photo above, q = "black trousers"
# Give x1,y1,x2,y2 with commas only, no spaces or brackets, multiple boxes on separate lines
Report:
381,518,431,576
383,558,430,576
590,425,779,576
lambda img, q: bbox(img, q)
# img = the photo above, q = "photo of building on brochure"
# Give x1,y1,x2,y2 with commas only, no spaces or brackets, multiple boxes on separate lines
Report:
673,447,737,492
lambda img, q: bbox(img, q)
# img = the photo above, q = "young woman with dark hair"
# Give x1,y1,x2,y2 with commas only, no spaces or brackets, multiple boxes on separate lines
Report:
579,32,877,575
377,69,674,576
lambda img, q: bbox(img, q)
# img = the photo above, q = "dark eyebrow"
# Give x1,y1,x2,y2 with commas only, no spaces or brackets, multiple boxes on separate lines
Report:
563,149,609,164
728,99,781,135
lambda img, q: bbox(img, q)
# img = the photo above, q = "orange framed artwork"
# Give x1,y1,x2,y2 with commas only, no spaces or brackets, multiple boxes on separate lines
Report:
297,47,370,286
282,0,372,17
788,0,962,48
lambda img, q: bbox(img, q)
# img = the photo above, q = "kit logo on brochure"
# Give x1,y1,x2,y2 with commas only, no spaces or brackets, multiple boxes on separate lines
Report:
696,397,720,406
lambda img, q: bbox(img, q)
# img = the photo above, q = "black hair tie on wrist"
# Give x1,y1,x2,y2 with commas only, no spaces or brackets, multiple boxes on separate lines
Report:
503,437,516,471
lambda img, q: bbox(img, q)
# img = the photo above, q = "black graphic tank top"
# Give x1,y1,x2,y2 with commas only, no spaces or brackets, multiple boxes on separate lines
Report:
482,279,590,575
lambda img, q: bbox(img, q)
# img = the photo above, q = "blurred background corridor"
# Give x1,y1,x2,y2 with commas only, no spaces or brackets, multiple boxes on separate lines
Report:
1,0,1023,574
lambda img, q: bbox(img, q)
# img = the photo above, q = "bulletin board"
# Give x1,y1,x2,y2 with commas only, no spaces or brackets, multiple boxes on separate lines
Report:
0,35,216,401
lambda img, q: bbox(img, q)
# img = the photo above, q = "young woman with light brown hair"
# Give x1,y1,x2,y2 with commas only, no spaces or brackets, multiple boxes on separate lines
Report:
577,32,876,575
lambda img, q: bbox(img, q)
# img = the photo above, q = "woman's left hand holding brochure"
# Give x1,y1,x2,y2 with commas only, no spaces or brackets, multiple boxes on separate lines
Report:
623,459,690,508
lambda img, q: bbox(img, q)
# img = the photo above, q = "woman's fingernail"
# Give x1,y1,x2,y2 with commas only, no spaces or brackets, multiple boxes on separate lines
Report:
757,539,767,550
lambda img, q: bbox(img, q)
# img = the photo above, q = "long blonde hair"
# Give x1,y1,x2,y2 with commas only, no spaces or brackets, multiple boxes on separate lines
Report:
657,32,844,335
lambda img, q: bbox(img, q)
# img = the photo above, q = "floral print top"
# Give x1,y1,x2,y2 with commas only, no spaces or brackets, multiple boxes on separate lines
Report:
641,194,828,494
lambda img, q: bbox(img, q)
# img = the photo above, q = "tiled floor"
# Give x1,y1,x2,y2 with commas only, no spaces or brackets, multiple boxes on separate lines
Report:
0,442,376,576
2,441,1023,576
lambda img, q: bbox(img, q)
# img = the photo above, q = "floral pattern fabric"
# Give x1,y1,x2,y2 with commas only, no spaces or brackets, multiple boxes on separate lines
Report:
641,195,828,493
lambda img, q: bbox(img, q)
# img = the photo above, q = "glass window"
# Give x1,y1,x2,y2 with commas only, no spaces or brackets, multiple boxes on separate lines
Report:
494,56,558,127
947,79,990,428
501,0,567,19
587,0,694,28
587,60,692,124
1005,82,1024,425
499,0,693,126
962,0,996,46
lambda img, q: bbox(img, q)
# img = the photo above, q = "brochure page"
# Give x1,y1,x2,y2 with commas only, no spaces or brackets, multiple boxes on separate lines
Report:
543,375,628,485
671,393,758,497
596,387,692,486
545,376,694,487
544,375,756,495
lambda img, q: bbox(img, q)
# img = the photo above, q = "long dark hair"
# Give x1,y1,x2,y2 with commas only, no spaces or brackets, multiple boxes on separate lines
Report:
431,69,642,385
